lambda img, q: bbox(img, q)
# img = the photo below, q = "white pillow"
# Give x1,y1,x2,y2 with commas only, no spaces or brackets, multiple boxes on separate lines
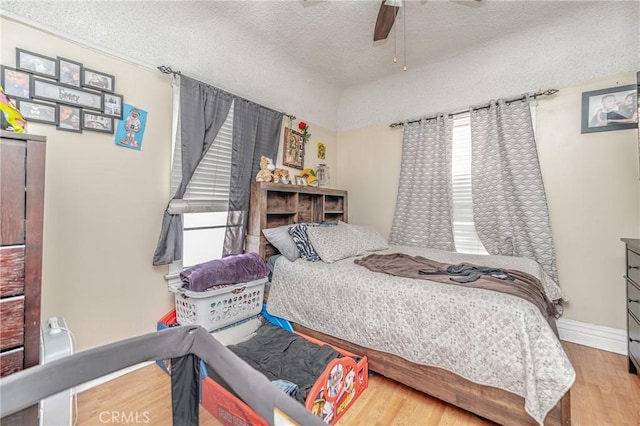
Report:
306,225,362,263
338,221,389,252
262,225,299,262
338,221,389,253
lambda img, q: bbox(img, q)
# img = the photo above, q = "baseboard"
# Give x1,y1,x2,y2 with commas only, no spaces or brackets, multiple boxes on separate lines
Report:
74,361,154,394
557,318,627,355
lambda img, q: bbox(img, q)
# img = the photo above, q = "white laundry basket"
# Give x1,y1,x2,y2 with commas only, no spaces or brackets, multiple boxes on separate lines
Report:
171,278,267,332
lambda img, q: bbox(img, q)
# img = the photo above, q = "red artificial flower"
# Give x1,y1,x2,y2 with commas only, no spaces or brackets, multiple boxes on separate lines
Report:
298,121,307,131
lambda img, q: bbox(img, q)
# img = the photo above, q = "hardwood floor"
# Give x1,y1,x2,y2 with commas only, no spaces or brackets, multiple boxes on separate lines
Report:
76,342,640,425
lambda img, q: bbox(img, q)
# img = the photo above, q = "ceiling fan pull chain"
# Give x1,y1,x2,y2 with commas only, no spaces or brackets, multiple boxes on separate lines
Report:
393,6,398,63
403,4,407,71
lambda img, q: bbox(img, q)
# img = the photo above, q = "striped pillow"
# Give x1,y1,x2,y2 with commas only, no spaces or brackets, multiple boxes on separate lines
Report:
288,224,321,262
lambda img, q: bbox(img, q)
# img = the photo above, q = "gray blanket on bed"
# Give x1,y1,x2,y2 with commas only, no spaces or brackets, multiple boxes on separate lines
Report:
355,253,559,334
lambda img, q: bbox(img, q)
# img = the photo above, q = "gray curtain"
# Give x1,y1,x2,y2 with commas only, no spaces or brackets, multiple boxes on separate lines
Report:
389,115,455,251
470,97,559,284
223,99,282,256
153,76,233,266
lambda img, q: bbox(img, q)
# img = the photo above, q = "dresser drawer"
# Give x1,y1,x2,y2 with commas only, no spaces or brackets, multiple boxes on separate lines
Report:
628,249,640,286
0,347,24,377
0,246,25,297
629,281,640,321
0,296,25,351
630,314,640,368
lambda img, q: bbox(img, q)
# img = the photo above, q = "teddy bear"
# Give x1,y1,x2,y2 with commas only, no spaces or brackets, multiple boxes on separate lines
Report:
255,156,275,182
273,168,291,184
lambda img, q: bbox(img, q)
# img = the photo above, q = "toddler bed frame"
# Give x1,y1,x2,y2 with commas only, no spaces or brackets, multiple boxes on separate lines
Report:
159,308,369,426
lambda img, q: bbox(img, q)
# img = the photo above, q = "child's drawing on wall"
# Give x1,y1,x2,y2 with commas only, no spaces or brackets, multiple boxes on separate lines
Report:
115,103,147,151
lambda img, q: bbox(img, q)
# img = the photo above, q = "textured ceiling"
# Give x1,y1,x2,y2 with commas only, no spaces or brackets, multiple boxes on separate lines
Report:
196,0,596,88
1,0,599,90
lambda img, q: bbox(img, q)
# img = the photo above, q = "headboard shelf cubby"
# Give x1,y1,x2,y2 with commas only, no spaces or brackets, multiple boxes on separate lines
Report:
246,181,348,259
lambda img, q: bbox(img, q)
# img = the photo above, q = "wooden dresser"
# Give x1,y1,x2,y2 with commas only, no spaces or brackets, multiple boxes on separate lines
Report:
0,131,46,379
246,181,347,259
621,238,640,375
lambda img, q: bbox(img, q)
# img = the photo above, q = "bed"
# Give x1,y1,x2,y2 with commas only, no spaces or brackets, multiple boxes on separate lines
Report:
247,183,574,426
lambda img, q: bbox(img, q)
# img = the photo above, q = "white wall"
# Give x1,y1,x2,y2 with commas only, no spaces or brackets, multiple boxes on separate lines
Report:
0,9,340,350
274,119,338,189
536,74,639,330
2,1,638,344
1,18,174,351
0,1,340,130
337,73,640,331
337,2,640,131
335,1,639,331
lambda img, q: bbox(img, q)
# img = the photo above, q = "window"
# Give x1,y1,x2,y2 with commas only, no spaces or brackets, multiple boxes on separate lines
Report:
451,114,488,255
450,101,536,255
168,100,234,277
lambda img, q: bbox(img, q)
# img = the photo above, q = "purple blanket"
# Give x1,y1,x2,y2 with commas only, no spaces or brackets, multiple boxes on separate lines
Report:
180,253,269,292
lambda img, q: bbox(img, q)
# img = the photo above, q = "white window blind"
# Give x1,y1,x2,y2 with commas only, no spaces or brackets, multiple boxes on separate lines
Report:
451,114,488,255
166,98,234,279
169,101,234,213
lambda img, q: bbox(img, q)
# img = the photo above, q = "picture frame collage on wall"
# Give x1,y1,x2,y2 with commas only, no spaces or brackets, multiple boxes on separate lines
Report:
1,48,124,134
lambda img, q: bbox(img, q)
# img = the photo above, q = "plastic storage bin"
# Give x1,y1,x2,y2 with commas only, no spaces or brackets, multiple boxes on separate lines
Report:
171,278,266,332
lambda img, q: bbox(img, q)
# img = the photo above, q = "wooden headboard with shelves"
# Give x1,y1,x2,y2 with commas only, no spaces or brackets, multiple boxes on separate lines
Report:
245,181,348,259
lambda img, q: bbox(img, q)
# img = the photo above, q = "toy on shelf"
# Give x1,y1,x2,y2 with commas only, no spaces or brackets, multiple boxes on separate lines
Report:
299,168,318,187
273,168,291,184
256,156,275,182
0,85,26,133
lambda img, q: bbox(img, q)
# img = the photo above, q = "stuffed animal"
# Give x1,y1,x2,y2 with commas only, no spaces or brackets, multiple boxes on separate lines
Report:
0,85,26,133
273,168,291,184
255,156,275,182
299,168,318,187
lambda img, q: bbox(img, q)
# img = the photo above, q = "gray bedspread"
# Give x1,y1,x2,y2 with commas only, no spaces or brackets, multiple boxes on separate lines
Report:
266,245,575,425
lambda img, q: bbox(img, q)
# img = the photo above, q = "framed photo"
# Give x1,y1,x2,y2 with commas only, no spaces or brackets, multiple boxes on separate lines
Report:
103,93,123,119
282,127,305,170
57,105,82,133
637,71,640,181
82,68,114,93
295,176,307,186
33,78,103,111
581,84,638,134
16,48,58,79
57,57,82,87
1,66,31,100
17,99,57,125
82,111,114,134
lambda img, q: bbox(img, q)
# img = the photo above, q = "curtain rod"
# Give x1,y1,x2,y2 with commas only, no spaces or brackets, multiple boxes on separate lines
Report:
157,65,296,120
388,88,559,128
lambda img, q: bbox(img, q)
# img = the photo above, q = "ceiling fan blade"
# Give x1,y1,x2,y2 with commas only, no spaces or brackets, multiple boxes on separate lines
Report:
373,0,399,41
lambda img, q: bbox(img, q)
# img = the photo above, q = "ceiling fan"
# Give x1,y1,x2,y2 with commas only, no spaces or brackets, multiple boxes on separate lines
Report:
373,0,484,41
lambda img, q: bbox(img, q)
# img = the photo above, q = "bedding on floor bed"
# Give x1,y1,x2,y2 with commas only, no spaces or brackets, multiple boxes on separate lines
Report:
206,321,349,404
266,245,575,425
